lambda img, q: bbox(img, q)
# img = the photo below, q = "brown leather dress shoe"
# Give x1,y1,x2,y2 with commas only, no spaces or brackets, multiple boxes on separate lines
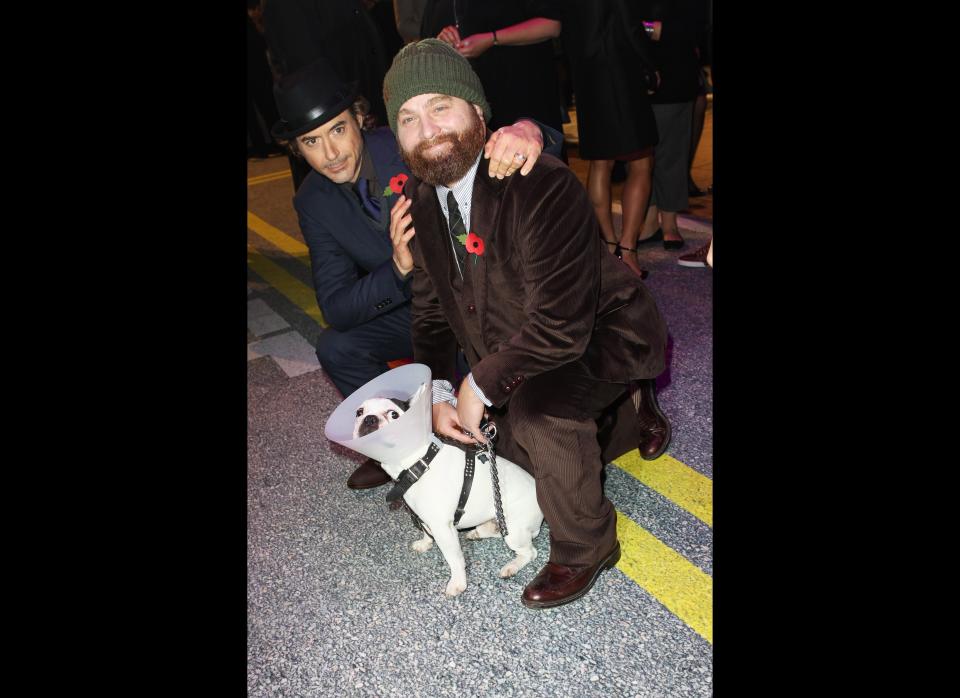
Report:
635,379,672,460
346,457,391,490
521,542,622,609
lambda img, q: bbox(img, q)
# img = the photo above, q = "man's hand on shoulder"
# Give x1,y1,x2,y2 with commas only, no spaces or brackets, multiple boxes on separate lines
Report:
484,120,543,179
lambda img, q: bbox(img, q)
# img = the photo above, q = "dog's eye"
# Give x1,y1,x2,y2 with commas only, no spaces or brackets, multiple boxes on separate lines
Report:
355,408,364,417
389,411,399,420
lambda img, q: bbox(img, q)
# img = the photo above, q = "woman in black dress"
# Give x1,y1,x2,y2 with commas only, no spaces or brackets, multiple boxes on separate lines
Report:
562,0,660,278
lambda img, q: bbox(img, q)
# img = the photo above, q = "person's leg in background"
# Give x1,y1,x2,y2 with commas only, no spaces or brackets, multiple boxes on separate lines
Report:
587,154,653,280
687,68,709,196
587,159,618,253
616,153,654,278
639,102,693,251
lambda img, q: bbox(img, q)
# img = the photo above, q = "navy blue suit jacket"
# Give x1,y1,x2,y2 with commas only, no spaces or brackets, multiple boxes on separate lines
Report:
294,127,412,332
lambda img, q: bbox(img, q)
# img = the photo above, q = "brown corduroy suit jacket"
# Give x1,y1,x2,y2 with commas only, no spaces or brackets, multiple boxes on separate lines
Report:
407,154,667,462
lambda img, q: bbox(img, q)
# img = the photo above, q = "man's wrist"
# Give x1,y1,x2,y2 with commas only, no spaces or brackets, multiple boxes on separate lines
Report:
393,259,412,279
467,373,493,407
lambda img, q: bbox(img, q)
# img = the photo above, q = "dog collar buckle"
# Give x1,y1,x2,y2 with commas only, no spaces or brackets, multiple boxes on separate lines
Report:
385,440,442,503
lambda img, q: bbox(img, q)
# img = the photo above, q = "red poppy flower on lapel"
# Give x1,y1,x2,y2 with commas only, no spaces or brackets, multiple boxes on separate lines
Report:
384,173,409,197
465,232,485,258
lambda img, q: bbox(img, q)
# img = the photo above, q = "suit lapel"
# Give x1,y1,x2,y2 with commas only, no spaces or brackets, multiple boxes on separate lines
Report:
370,149,409,228
410,178,454,285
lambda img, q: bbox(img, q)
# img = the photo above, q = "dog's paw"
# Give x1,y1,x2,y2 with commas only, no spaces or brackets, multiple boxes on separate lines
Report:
444,578,467,597
466,520,501,540
499,561,521,578
499,550,535,578
411,535,434,553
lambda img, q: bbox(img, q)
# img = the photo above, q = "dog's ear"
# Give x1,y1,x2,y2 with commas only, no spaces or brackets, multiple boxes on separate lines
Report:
409,383,426,404
388,398,410,413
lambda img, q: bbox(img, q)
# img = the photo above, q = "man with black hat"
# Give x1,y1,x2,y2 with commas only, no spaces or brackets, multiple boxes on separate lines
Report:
383,39,672,608
270,58,559,490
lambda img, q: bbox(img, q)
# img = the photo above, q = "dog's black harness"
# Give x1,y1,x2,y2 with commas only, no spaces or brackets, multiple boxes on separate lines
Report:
386,432,496,536
385,439,443,504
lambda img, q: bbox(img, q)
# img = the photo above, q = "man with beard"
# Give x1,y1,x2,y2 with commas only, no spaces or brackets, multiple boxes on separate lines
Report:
383,39,672,608
270,57,558,490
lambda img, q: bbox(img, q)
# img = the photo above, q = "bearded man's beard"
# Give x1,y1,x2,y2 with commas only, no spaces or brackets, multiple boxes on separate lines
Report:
401,111,487,186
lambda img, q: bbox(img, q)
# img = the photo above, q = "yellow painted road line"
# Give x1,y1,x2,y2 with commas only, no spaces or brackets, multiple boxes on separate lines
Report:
248,170,292,186
616,511,713,644
247,212,310,266
247,245,327,328
614,451,713,528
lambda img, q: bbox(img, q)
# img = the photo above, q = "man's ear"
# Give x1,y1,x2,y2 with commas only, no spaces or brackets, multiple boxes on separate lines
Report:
473,103,484,121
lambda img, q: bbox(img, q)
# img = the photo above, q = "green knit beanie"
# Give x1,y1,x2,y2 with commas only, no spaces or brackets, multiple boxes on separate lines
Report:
383,38,491,134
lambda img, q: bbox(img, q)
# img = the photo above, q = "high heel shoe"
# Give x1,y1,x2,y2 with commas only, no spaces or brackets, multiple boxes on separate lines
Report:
603,239,621,258
615,245,649,280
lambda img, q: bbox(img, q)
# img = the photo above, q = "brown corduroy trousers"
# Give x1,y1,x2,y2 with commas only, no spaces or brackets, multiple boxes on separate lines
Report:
488,360,628,569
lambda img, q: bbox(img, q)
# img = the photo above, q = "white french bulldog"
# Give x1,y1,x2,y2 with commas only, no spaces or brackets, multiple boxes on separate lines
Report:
353,392,544,598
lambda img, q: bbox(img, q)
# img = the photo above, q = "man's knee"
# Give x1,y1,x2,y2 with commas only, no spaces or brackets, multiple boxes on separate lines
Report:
315,328,355,369
506,371,624,448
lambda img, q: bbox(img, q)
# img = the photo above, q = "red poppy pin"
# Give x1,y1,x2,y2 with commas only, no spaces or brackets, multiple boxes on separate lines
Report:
383,173,409,197
465,232,485,263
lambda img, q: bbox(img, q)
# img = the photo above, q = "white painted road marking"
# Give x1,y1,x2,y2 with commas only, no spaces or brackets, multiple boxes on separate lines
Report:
247,330,320,377
248,298,291,337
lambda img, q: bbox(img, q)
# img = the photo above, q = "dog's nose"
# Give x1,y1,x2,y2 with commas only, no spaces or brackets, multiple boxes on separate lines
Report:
363,415,379,427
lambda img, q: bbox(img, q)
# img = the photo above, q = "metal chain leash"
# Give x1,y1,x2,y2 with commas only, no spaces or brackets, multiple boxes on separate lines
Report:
478,421,508,538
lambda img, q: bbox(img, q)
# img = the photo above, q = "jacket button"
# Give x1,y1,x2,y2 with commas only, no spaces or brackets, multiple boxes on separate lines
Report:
516,375,524,383
467,304,476,313
504,385,511,393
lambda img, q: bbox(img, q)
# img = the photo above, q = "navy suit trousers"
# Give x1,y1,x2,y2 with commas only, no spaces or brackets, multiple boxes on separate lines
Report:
315,304,414,398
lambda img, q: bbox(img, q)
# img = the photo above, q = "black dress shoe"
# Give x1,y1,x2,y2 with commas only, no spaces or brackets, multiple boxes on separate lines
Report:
347,457,391,490
635,379,672,460
635,228,664,247
521,542,622,609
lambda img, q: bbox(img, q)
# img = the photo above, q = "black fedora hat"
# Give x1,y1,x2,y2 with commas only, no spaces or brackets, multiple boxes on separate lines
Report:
271,58,359,141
